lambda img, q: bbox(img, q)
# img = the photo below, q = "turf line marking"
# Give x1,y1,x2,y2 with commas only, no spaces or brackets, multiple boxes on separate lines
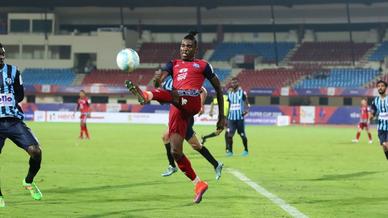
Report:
228,168,308,218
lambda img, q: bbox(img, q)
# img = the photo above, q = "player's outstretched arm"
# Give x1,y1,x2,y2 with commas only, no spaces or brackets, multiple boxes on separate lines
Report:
198,87,207,116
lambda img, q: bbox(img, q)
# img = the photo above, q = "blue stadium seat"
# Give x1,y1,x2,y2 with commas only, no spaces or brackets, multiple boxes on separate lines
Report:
203,68,231,88
369,41,388,61
295,68,379,88
22,68,76,85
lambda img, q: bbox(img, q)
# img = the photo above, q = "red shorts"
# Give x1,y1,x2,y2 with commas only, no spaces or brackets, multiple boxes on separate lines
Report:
168,96,201,138
80,113,89,123
358,122,369,130
151,89,201,138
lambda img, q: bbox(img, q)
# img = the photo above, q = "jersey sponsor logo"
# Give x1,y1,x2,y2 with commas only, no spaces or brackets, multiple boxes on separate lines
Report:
177,68,188,81
379,112,388,120
5,78,12,85
0,94,14,107
230,103,241,111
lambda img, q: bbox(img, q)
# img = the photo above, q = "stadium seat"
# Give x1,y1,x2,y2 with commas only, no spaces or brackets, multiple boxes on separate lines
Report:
82,69,155,86
22,68,76,85
295,68,379,88
210,42,295,63
290,41,374,64
369,41,388,61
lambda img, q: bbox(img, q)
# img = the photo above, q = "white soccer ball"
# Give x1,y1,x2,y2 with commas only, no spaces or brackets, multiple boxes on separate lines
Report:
116,48,140,72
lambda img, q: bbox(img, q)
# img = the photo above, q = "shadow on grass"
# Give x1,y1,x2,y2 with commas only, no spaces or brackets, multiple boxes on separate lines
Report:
310,171,383,181
43,180,183,194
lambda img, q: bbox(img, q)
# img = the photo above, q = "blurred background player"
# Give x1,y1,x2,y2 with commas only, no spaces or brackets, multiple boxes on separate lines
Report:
158,77,223,180
226,77,250,157
201,92,229,151
352,99,373,144
370,80,388,160
0,43,43,205
126,31,225,203
75,90,91,139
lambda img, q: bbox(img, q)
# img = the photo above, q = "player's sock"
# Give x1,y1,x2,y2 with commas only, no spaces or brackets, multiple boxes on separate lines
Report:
198,146,218,168
164,143,176,167
224,131,229,151
356,132,361,140
368,133,372,140
80,126,84,138
203,132,217,140
25,156,41,184
241,135,248,152
385,151,388,160
176,154,197,181
84,125,90,138
0,189,2,196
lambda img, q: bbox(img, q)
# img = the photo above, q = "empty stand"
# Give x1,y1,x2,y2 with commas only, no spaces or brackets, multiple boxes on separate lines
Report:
290,42,373,64
210,42,295,63
138,42,214,63
235,69,312,90
82,69,155,86
22,68,76,85
295,68,379,88
369,41,388,61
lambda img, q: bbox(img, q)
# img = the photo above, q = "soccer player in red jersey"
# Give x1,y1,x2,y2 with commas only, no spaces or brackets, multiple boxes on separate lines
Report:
75,90,91,139
126,31,225,203
352,99,372,144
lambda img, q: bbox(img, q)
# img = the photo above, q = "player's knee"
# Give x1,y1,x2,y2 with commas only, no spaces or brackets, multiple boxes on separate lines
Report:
27,145,41,158
162,133,169,143
190,142,202,151
171,149,183,160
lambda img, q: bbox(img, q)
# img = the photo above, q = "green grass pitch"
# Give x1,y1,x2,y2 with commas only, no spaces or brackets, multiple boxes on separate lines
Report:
1,122,388,217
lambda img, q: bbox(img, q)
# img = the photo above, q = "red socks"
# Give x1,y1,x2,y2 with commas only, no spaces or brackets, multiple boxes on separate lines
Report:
176,155,197,181
356,132,361,140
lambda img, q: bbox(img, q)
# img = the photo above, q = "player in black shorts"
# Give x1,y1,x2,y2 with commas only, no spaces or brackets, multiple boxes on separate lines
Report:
0,43,43,207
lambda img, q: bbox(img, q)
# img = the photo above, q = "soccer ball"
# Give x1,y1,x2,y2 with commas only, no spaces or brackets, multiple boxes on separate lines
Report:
116,48,140,72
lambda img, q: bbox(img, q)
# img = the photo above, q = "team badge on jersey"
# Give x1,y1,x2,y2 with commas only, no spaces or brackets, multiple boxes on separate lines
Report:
5,78,12,85
193,63,200,69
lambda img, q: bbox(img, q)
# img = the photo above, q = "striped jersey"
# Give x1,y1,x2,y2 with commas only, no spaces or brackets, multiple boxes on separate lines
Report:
371,96,388,131
0,64,24,119
161,76,173,91
227,88,247,120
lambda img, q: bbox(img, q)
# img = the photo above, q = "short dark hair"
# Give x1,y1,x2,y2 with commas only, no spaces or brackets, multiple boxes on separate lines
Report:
377,80,388,87
183,31,198,46
231,77,238,81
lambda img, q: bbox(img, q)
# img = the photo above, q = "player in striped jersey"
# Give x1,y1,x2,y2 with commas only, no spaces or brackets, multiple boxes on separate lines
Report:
0,43,43,207
158,76,223,180
226,77,250,157
371,80,388,160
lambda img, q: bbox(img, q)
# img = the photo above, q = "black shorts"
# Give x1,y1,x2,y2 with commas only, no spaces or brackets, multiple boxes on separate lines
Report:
227,119,246,137
378,130,388,145
185,117,195,141
0,118,39,153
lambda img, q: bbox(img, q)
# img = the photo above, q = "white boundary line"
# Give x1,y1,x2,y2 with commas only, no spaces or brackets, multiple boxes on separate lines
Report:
228,168,309,218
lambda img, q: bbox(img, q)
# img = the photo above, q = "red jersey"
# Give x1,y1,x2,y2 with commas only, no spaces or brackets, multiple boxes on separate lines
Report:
163,59,215,91
77,97,90,114
360,106,369,122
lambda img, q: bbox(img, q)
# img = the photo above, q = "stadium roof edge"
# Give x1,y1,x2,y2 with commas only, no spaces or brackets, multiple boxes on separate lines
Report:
2,0,387,8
